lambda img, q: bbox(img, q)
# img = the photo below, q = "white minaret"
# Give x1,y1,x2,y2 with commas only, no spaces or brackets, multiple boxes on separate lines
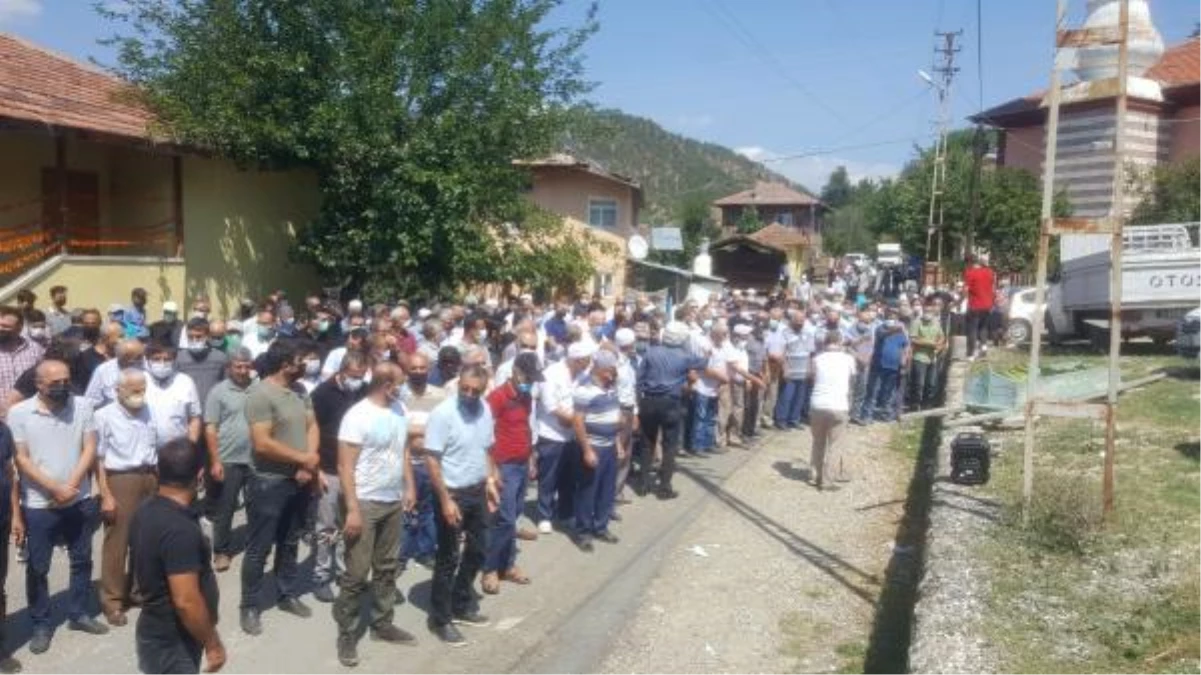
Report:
1049,0,1169,219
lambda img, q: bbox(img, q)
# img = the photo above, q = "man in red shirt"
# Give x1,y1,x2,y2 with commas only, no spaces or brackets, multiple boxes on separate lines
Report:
962,254,996,358
480,352,541,594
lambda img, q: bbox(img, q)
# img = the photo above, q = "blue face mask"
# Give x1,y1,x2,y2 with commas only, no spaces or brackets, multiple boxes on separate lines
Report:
516,382,533,396
459,396,482,415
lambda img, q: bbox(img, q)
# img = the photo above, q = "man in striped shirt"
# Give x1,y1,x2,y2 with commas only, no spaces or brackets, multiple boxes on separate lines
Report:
570,349,623,552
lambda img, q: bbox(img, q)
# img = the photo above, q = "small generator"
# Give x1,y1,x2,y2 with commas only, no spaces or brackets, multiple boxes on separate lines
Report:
950,431,991,485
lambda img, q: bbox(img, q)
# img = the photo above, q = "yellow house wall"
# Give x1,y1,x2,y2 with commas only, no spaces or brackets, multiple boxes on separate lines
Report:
6,257,185,317
565,216,627,301
180,156,321,317
107,145,174,255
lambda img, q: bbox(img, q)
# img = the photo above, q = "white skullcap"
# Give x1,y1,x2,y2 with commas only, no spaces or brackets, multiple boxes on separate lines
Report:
417,308,432,319
733,323,752,336
663,321,689,346
567,341,597,360
615,328,636,347
162,301,178,312
348,299,364,312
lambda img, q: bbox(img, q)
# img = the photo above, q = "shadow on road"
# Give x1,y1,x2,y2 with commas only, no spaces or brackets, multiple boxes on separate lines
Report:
863,415,941,674
676,462,880,605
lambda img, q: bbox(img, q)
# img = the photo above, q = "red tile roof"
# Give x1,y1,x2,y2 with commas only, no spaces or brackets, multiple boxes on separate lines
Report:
749,222,811,249
713,181,821,207
0,33,156,140
1145,37,1200,88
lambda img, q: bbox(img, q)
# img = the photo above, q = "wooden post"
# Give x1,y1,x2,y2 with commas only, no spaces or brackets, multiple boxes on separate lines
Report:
54,134,68,253
171,155,184,258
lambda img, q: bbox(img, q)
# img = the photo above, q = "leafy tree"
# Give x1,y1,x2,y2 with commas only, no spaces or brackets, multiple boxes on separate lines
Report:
1129,157,1200,225
820,165,853,209
736,205,764,234
100,0,598,300
859,129,1069,274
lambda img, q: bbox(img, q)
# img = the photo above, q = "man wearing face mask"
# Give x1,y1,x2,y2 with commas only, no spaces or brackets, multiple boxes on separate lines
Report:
11,360,107,653
534,341,592,534
240,339,321,636
492,327,539,394
480,352,541,594
308,352,369,603
175,318,228,408
86,338,145,410
95,368,159,626
203,348,256,573
149,301,185,348
761,306,786,429
909,301,946,411
399,350,447,577
24,310,49,349
570,349,623,552
424,364,496,646
0,306,45,418
296,344,324,395
69,312,111,392
144,344,202,451
241,309,277,360
45,286,71,337
847,309,879,425
612,329,640,508
174,297,212,349
332,362,417,666
322,327,368,381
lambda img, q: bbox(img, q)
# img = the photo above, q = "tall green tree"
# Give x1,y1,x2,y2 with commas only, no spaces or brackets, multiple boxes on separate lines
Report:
101,0,598,300
820,165,853,209
736,205,764,234
1129,157,1201,225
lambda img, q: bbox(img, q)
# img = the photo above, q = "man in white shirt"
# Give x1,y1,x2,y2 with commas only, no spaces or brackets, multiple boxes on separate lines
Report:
240,309,277,359
723,324,765,448
333,362,416,666
533,341,592,534
95,368,159,626
809,331,857,489
689,325,727,455
144,344,201,449
85,339,145,410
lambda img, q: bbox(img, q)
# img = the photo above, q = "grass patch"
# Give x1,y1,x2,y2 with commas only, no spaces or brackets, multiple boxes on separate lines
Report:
834,641,867,674
973,347,1201,673
888,422,922,460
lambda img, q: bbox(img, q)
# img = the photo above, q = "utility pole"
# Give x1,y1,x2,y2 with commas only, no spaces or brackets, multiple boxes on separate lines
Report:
923,30,961,288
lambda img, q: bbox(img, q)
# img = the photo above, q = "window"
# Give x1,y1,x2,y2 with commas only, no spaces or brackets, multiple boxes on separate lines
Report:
588,198,618,228
778,211,795,227
593,272,614,298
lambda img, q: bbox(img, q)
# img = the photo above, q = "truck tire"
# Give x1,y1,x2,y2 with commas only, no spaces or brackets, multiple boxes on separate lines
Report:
1088,325,1110,352
1008,319,1032,345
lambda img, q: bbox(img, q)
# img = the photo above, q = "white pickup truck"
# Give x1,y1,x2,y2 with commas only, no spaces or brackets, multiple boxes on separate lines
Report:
1046,222,1201,347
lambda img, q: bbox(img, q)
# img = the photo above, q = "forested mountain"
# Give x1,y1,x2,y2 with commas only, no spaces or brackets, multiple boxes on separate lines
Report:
565,108,810,224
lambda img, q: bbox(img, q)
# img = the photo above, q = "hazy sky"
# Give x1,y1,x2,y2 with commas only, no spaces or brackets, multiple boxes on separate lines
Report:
3,0,1197,190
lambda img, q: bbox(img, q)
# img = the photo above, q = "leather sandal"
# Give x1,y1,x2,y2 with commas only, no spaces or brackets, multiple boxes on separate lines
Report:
501,567,531,585
481,572,501,595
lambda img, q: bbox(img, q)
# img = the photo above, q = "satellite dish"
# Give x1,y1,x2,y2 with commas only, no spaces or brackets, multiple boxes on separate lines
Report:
628,235,649,260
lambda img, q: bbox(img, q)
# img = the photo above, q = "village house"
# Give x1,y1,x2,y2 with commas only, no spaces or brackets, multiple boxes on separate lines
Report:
708,182,826,291
519,153,643,301
0,33,322,317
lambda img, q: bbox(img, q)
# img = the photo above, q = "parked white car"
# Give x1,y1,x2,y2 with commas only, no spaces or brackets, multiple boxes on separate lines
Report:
1177,307,1200,359
1007,287,1044,344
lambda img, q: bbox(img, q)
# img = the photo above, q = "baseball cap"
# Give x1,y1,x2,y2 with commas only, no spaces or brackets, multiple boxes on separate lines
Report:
513,352,545,382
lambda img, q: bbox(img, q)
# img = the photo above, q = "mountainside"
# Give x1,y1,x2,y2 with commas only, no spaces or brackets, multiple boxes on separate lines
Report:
565,109,809,224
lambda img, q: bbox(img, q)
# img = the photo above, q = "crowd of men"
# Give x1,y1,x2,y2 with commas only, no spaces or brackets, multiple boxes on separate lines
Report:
0,263,997,672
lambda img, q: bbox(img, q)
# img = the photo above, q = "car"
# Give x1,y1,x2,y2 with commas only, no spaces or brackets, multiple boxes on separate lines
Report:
1176,307,1200,359
1007,287,1043,344
844,252,870,269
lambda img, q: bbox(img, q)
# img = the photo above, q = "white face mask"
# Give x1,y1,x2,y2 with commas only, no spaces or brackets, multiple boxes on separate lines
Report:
29,327,47,340
341,376,364,392
304,358,321,376
148,362,174,380
477,329,488,341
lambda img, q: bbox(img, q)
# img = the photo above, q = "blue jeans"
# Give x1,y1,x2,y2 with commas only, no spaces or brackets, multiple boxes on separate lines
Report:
535,438,577,523
690,394,718,451
484,462,528,573
861,367,901,422
774,378,810,427
400,463,437,563
574,445,617,535
850,368,870,418
25,498,98,628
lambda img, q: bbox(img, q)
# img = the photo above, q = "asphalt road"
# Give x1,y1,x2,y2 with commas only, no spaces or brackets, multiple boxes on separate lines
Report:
4,446,756,673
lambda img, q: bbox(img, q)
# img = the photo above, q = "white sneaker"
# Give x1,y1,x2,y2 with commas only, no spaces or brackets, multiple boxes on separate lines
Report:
537,520,553,535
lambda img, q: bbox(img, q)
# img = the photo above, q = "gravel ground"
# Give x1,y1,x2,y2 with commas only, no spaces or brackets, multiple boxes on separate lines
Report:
600,422,909,674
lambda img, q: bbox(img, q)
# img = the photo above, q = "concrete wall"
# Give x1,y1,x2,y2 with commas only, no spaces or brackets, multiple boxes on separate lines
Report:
528,167,638,232
6,256,186,317
181,156,321,317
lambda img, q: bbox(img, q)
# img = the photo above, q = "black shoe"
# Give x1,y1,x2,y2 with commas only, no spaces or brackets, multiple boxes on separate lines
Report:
27,629,50,655
451,611,491,627
657,487,679,500
337,633,359,667
313,584,337,603
595,530,620,544
572,534,595,552
277,596,312,618
67,616,109,635
370,623,417,645
240,608,262,636
0,653,20,673
431,621,467,647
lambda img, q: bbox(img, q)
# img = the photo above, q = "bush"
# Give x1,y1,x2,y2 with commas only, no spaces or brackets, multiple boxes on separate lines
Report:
1018,475,1104,555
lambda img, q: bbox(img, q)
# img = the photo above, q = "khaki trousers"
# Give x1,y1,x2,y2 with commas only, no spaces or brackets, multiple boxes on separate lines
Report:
333,500,403,634
809,409,848,486
102,470,157,614
762,364,781,425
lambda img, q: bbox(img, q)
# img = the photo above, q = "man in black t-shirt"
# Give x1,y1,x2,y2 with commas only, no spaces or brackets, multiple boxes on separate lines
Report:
128,437,225,674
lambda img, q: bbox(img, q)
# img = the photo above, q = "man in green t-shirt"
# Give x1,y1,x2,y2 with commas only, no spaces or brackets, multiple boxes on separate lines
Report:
909,302,946,410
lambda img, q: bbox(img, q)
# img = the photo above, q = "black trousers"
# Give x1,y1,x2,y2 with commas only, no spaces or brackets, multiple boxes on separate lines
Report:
206,463,250,557
136,631,201,674
240,475,310,609
638,395,683,491
0,509,8,649
966,309,991,357
430,484,486,627
743,384,761,437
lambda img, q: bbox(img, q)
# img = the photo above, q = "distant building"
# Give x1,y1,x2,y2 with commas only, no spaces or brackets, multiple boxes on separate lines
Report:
712,181,824,233
519,153,644,301
971,1,1198,219
710,182,825,288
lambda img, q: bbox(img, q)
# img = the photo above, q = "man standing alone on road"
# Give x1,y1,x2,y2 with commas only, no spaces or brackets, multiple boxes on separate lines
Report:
808,331,857,490
962,254,996,359
240,340,321,636
424,365,497,646
129,436,225,674
333,362,417,667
